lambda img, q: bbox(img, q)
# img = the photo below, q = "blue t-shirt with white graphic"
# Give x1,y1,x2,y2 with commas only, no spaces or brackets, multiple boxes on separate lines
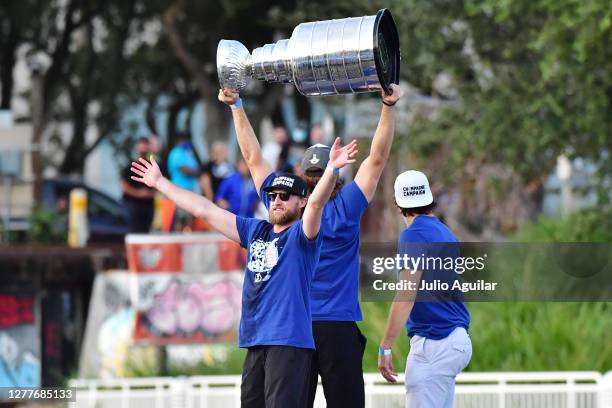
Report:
261,173,368,321
236,216,322,349
399,215,470,340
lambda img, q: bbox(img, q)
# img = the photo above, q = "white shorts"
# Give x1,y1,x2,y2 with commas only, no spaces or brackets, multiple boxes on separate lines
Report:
404,327,472,408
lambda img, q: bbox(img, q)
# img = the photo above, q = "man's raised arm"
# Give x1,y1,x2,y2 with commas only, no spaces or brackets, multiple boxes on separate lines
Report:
354,84,404,203
130,158,239,243
302,138,358,239
218,90,273,191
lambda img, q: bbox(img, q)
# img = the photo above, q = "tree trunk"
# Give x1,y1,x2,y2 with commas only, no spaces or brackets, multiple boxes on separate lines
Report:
59,17,96,175
59,101,87,174
162,0,225,152
249,86,285,140
31,74,44,204
43,0,79,112
64,1,136,172
145,93,160,135
0,23,19,110
165,92,199,157
202,99,230,147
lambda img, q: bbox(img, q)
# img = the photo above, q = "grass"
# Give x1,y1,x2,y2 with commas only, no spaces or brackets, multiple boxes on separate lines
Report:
359,301,612,373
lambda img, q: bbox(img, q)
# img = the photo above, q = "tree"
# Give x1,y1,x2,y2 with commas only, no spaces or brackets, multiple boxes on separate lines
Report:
268,0,611,236
382,0,612,235
158,0,301,151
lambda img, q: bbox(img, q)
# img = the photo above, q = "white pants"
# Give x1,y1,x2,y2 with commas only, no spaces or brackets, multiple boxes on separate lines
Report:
404,327,472,408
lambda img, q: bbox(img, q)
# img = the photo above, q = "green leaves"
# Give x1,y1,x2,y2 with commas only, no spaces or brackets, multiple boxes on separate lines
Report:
398,0,611,190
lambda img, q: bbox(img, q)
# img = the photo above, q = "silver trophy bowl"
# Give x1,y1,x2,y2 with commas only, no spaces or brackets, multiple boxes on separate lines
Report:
217,9,400,96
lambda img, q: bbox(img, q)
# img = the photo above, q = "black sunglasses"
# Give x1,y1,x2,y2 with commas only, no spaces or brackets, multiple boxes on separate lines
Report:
266,192,292,201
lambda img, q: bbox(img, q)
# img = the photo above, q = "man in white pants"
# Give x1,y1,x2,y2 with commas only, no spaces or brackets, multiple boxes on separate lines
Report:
378,170,472,407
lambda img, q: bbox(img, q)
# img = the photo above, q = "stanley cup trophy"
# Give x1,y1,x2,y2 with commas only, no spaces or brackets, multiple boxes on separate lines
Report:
217,9,400,96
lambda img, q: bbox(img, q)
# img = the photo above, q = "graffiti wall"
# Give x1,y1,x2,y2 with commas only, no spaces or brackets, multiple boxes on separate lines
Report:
79,233,245,378
133,275,242,344
0,293,40,388
127,233,245,345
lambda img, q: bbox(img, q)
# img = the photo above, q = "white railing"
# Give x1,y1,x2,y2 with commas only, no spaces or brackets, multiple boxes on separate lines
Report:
69,371,612,408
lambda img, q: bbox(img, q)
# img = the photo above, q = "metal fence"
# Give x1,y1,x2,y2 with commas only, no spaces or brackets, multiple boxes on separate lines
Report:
69,371,612,408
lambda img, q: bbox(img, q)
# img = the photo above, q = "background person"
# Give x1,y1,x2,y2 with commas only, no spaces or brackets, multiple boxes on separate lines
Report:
167,134,200,230
215,158,259,218
309,125,325,145
262,125,289,172
121,137,155,233
167,134,199,192
200,141,234,200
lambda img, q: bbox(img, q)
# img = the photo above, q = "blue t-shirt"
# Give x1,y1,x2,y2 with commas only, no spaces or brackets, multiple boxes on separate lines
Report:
261,173,368,321
216,172,259,217
399,215,470,340
236,216,322,349
167,145,198,191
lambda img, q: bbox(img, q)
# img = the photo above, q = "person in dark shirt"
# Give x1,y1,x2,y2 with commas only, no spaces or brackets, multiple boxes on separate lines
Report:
200,141,234,200
121,137,155,233
276,138,295,174
148,133,167,177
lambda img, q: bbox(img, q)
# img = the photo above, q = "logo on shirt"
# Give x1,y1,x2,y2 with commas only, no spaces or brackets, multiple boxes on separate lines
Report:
247,238,280,282
309,154,320,164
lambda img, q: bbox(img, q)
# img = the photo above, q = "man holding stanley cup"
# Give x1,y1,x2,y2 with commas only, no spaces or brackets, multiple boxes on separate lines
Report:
217,8,464,408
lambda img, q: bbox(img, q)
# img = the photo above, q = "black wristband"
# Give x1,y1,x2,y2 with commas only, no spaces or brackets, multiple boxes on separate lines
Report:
382,100,396,107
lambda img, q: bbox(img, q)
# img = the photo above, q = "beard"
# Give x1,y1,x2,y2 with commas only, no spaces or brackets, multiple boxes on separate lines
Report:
269,206,301,225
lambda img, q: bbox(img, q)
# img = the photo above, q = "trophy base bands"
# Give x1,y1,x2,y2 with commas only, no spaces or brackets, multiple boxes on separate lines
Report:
1,387,76,402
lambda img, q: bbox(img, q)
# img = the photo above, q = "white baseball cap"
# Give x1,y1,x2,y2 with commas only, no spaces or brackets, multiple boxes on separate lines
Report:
394,170,434,208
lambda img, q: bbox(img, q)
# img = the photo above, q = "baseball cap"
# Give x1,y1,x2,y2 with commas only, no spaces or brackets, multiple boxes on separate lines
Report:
301,144,330,176
262,173,308,197
394,170,434,208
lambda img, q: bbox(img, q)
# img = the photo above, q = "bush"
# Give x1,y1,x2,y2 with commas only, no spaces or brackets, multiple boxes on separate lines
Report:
516,207,611,242
29,206,68,243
